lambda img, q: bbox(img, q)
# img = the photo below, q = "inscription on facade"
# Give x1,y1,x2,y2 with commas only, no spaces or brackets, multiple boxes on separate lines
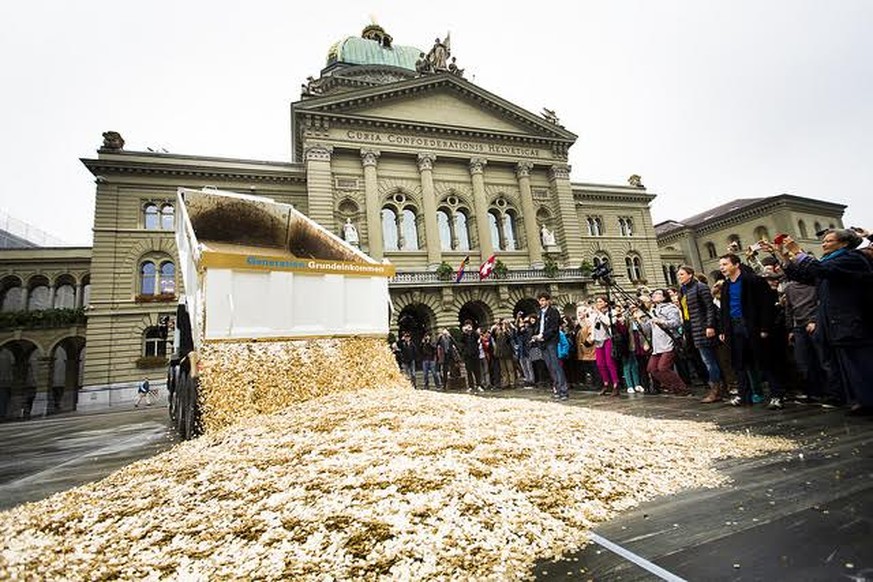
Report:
340,130,547,159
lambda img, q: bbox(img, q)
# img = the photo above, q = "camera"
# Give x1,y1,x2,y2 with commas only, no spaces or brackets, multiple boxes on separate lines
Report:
590,263,613,283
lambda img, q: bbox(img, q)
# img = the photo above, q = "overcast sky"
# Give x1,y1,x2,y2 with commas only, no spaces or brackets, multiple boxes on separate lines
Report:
1,0,870,246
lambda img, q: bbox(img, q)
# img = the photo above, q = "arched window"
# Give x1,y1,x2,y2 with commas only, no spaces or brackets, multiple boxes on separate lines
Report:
705,242,717,259
625,255,643,282
593,253,610,270
619,217,633,236
814,221,823,234
160,204,175,230
662,265,670,284
503,212,517,251
587,217,595,236
1,286,25,312
454,210,471,251
143,203,159,230
54,284,75,309
753,226,770,242
668,264,677,285
381,208,398,251
728,234,742,251
159,262,175,295
143,327,167,358
401,208,419,250
437,210,452,251
488,211,501,250
140,262,157,295
595,217,604,236
798,220,808,239
28,285,51,311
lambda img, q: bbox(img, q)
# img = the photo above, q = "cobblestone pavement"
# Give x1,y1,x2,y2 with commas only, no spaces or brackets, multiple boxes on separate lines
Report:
0,406,178,511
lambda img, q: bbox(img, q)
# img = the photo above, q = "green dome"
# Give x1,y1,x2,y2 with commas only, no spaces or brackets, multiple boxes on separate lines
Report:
326,28,422,71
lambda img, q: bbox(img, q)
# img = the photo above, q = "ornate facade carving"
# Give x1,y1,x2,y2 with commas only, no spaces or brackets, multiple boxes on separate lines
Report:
469,157,487,175
516,161,534,179
304,144,333,162
548,164,570,181
101,131,124,151
416,152,437,171
360,149,381,167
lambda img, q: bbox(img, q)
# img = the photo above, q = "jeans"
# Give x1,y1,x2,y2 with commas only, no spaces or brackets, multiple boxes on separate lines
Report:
519,355,534,383
647,350,687,393
422,360,440,389
464,357,481,389
595,340,620,386
541,340,568,397
622,355,641,388
697,346,723,383
402,361,417,388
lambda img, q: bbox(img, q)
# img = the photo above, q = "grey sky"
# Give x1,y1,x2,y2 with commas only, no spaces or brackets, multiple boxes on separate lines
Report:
1,0,870,246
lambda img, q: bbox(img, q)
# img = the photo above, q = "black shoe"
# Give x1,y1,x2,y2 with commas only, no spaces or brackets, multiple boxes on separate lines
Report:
846,404,873,417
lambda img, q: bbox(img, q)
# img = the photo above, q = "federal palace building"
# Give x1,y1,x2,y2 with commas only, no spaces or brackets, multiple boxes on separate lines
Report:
0,23,846,418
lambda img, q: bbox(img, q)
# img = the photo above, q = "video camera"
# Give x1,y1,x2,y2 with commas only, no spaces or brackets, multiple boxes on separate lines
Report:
590,263,614,284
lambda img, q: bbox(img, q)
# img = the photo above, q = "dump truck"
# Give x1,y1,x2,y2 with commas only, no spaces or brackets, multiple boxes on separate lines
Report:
167,188,395,439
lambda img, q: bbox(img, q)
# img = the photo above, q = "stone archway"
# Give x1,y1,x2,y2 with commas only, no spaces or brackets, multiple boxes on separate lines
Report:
512,297,539,319
0,340,41,421
458,300,493,331
48,336,85,415
397,303,437,347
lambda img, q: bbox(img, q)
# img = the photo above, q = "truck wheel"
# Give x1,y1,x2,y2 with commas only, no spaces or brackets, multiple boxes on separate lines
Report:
184,377,200,439
176,371,189,438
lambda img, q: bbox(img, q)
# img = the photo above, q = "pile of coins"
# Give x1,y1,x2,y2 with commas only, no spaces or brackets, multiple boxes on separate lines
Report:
197,337,408,433
0,388,795,580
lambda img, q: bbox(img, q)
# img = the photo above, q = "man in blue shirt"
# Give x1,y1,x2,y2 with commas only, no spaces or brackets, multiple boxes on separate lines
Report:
718,253,777,406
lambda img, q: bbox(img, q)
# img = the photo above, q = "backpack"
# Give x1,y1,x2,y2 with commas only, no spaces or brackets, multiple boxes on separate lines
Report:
557,330,570,359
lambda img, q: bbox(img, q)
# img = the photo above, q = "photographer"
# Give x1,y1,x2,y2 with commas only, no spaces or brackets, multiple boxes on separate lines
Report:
591,296,621,396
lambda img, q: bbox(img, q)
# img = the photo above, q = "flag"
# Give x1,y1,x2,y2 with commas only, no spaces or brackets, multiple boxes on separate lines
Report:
479,254,496,280
454,255,470,283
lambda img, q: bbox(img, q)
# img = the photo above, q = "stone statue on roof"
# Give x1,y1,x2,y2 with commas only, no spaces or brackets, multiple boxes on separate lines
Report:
427,34,450,71
628,174,644,188
101,131,125,150
448,56,464,78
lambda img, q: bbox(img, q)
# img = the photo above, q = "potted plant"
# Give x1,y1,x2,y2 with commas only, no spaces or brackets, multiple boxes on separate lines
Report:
580,260,594,276
435,261,454,281
543,256,559,278
492,259,509,279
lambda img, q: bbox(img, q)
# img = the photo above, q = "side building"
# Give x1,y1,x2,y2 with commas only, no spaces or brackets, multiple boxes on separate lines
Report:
656,193,846,283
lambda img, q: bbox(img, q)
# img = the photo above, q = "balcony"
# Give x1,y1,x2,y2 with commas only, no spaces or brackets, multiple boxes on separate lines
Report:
0,308,87,331
389,268,592,287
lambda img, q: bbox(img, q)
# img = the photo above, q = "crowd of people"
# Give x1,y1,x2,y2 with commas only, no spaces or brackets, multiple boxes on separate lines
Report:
391,227,873,416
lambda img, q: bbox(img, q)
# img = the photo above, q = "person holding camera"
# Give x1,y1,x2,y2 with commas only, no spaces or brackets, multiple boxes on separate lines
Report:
591,296,621,396
677,265,725,403
531,291,569,400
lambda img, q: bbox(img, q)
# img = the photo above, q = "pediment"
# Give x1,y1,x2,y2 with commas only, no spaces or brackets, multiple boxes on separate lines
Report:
294,74,577,142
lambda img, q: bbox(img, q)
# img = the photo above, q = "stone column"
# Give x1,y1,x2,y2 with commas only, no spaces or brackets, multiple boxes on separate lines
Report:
516,161,543,268
417,152,442,269
75,283,82,308
21,287,29,311
47,285,56,309
304,144,334,229
361,149,383,259
469,157,493,261
548,164,584,265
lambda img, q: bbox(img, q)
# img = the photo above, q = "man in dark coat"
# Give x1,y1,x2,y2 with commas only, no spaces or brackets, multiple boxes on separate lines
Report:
677,265,724,403
460,321,483,392
397,332,419,388
772,229,873,415
718,253,780,406
531,291,569,400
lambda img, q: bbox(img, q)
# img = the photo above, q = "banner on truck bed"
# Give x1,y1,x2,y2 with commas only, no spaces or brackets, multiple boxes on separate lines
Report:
200,251,396,278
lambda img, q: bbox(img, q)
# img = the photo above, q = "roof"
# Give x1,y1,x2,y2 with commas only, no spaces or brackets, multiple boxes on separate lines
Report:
656,194,846,237
326,33,421,71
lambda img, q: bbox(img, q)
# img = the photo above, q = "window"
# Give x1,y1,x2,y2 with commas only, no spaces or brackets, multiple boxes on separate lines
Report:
668,265,678,285
705,242,717,259
140,262,156,295
160,204,175,230
625,255,643,282
144,203,159,230
159,262,175,294
488,211,501,250
401,209,419,250
502,212,517,251
454,210,471,251
814,221,823,234
753,226,770,242
437,210,452,251
587,216,603,236
143,327,167,358
54,284,75,309
27,285,51,311
1,286,24,312
728,234,742,251
798,220,808,239
593,253,610,270
381,208,398,251
619,217,634,237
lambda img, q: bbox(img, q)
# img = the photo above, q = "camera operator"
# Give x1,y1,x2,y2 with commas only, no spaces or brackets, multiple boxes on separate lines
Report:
530,291,569,401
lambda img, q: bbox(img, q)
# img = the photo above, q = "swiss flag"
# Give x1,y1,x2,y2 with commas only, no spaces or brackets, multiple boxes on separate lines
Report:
479,254,496,280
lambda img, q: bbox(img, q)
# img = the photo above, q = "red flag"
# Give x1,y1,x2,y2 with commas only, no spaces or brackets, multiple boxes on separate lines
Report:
454,255,470,283
479,254,496,280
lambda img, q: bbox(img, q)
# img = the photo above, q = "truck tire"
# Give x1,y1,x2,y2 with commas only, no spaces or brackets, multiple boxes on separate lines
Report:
184,375,200,439
176,371,189,438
